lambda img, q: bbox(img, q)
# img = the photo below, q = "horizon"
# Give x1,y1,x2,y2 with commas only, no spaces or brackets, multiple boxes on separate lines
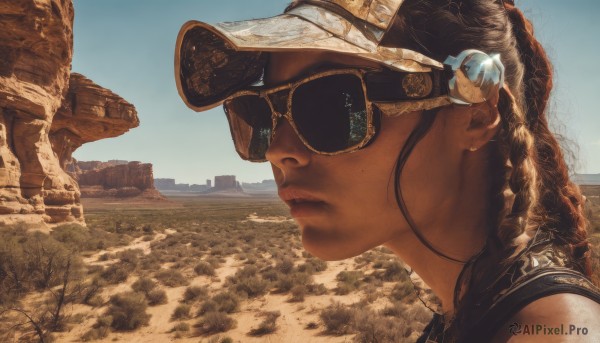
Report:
71,1,600,184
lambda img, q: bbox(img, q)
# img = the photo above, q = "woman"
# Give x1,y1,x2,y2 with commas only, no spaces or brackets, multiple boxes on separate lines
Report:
175,0,600,341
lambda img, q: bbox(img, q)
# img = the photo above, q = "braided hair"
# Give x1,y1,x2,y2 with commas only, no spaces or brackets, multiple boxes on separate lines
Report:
380,0,593,335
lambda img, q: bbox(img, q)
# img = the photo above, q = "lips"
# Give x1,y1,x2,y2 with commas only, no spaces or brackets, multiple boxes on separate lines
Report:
278,188,327,218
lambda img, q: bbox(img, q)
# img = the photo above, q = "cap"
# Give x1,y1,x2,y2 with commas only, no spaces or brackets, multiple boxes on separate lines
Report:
174,0,445,112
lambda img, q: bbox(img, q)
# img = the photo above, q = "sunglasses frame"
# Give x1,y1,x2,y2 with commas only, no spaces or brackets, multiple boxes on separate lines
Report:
223,68,452,162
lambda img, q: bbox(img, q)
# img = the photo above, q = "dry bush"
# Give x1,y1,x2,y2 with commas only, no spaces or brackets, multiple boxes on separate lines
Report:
320,302,354,335
197,300,217,316
227,269,270,298
182,285,209,303
80,277,106,306
289,285,307,302
171,322,190,332
307,283,328,295
390,281,416,303
105,292,151,331
335,270,364,295
116,249,143,267
172,304,192,320
275,271,312,293
381,301,409,318
147,289,168,306
194,261,216,276
154,269,189,287
81,315,112,341
381,261,408,282
353,307,412,343
196,312,236,334
248,311,280,336
211,292,240,313
100,264,131,284
275,258,295,274
131,277,157,295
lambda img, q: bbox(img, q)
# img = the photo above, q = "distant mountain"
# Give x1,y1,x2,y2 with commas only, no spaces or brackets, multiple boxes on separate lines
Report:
573,174,600,185
241,180,277,194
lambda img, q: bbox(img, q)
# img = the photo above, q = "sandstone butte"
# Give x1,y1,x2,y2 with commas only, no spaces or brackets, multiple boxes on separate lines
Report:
0,0,140,227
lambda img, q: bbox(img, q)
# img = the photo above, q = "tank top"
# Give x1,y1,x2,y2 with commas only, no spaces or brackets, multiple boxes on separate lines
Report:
416,228,600,343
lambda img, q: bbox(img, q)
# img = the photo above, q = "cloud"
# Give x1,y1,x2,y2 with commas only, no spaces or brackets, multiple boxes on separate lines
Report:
593,139,600,146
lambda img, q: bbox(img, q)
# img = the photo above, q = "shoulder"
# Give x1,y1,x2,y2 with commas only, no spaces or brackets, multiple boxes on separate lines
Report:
490,293,600,342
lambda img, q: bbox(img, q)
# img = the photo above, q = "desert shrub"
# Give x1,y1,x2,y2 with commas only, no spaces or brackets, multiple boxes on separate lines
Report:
81,315,112,341
305,258,328,273
381,301,409,317
211,292,239,313
289,285,306,302
361,284,380,303
100,264,130,284
205,256,223,268
182,285,209,303
172,304,192,320
194,262,215,276
172,322,190,332
353,307,411,343
106,292,151,331
154,269,189,287
275,271,312,293
381,261,407,282
131,277,157,295
196,312,236,334
320,302,355,335
80,277,106,306
147,289,168,306
228,275,269,298
305,321,319,329
335,271,363,295
198,300,217,316
390,281,416,302
98,253,114,262
406,304,434,324
117,249,142,267
261,269,279,282
139,254,161,271
248,311,280,336
275,258,294,274
307,283,328,295
207,335,234,343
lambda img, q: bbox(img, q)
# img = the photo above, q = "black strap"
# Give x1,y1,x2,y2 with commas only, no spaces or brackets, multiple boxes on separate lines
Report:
465,269,600,342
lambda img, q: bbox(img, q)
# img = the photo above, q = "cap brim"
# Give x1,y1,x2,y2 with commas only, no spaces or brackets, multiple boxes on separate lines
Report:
175,12,444,112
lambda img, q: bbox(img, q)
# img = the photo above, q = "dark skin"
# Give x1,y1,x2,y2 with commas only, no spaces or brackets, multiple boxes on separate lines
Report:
265,51,600,342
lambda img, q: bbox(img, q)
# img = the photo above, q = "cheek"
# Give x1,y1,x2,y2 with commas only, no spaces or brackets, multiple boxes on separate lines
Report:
298,114,418,259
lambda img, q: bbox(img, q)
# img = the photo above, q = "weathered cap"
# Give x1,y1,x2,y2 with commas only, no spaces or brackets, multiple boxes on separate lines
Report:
175,0,445,112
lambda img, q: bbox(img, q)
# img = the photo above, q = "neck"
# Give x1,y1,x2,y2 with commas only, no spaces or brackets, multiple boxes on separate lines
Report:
384,151,492,318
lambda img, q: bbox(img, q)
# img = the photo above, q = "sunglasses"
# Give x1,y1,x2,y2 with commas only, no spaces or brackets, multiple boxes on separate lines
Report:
223,68,450,162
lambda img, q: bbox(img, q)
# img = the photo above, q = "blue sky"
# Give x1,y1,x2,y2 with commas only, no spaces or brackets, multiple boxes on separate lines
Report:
71,0,600,184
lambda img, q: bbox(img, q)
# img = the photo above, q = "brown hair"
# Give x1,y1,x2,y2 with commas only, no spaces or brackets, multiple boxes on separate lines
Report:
381,0,592,336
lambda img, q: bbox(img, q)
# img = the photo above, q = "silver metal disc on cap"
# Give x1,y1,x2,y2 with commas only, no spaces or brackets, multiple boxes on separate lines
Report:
444,49,505,105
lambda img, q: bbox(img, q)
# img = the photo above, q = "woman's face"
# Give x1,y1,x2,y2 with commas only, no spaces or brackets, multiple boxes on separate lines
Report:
264,51,469,261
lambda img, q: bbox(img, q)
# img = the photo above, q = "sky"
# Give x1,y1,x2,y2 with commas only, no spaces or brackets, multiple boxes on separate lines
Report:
71,0,600,185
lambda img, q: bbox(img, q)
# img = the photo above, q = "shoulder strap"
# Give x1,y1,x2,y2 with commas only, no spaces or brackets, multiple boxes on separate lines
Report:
465,268,600,342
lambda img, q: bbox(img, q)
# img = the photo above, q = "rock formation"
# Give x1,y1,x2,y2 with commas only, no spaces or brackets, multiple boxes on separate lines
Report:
0,0,139,226
0,0,77,226
50,73,139,170
74,160,164,199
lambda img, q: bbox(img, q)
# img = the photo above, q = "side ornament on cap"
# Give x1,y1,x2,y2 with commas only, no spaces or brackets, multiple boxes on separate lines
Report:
444,49,505,105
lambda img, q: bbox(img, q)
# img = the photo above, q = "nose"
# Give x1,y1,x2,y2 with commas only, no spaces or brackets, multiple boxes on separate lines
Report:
265,115,311,170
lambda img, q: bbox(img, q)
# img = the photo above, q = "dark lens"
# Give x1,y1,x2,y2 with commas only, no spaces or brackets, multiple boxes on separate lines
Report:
292,74,368,152
224,95,272,161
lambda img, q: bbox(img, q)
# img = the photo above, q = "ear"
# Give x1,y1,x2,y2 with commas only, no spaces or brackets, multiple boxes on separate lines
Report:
463,92,501,151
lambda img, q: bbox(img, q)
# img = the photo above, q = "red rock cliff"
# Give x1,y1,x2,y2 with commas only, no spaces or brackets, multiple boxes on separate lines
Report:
0,0,140,226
